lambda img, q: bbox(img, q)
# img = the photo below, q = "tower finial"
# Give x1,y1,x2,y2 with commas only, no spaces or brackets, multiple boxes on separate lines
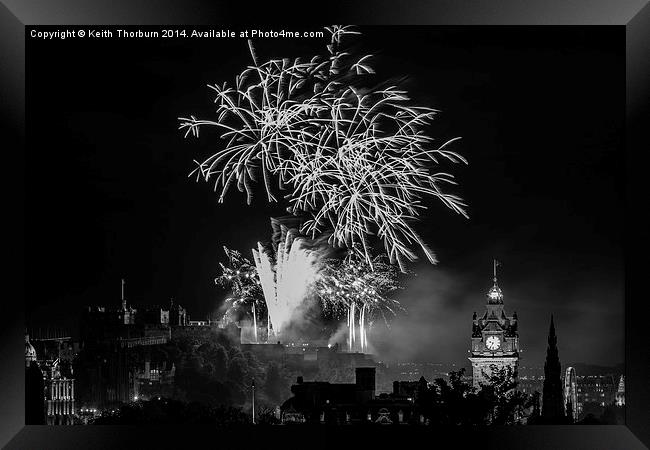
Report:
487,259,503,303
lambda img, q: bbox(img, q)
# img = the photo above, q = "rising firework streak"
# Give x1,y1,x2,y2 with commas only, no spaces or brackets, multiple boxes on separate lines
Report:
252,225,324,339
318,252,403,352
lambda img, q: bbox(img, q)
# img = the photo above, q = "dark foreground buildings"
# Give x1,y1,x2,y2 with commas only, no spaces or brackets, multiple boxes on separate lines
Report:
281,367,428,425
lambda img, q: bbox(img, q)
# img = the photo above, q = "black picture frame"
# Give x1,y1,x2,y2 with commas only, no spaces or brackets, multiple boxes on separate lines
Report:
2,1,648,448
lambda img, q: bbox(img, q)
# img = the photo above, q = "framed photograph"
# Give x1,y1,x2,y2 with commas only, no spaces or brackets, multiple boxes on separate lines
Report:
2,1,648,448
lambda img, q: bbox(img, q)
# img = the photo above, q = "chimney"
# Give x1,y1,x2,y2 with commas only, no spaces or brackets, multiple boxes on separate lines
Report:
297,376,303,384
355,367,376,405
355,367,376,394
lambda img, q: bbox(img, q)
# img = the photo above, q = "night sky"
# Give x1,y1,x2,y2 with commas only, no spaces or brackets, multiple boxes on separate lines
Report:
26,26,624,368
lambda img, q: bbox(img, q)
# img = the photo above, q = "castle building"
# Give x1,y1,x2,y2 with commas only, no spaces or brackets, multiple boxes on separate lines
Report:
468,260,519,388
77,280,176,410
169,299,188,326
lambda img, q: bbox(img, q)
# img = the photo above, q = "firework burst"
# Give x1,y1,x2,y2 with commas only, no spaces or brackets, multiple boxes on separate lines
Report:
317,248,405,352
317,253,402,320
180,25,468,271
215,247,265,340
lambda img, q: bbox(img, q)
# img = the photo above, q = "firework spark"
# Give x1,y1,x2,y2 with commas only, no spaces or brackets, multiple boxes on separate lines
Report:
317,249,404,352
180,25,468,271
215,246,265,340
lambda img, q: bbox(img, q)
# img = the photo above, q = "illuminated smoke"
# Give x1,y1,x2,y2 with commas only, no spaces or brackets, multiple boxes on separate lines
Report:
179,25,467,272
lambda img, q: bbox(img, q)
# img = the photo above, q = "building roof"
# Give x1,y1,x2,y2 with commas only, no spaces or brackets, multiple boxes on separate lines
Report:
25,333,37,361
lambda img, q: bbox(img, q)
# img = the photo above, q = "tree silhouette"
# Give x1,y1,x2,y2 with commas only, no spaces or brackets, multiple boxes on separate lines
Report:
421,367,531,425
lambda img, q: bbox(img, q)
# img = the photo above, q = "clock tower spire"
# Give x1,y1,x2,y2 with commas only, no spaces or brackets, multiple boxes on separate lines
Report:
468,259,519,388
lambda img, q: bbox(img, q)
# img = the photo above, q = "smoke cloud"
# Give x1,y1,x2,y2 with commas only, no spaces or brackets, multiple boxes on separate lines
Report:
368,257,624,368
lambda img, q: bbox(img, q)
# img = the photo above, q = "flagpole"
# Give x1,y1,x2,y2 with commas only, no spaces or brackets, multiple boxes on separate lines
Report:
252,379,256,424
493,259,501,283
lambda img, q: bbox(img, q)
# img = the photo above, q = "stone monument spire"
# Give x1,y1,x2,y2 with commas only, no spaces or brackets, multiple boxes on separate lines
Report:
541,315,566,422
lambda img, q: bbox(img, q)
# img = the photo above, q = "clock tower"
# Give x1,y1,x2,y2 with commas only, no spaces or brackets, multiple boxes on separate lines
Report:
468,260,519,388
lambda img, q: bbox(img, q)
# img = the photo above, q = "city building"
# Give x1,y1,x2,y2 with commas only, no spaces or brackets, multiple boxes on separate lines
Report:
25,333,46,425
25,332,76,425
576,374,618,417
517,376,544,396
42,358,76,425
615,375,625,406
25,332,37,366
468,261,519,388
281,367,421,425
392,377,428,403
390,362,460,382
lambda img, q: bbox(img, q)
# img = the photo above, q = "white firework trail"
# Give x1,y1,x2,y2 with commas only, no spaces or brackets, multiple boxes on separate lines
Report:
318,251,404,353
180,25,468,272
252,225,325,339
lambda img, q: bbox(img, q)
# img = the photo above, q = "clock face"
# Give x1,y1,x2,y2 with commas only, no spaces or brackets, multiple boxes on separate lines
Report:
486,336,501,350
